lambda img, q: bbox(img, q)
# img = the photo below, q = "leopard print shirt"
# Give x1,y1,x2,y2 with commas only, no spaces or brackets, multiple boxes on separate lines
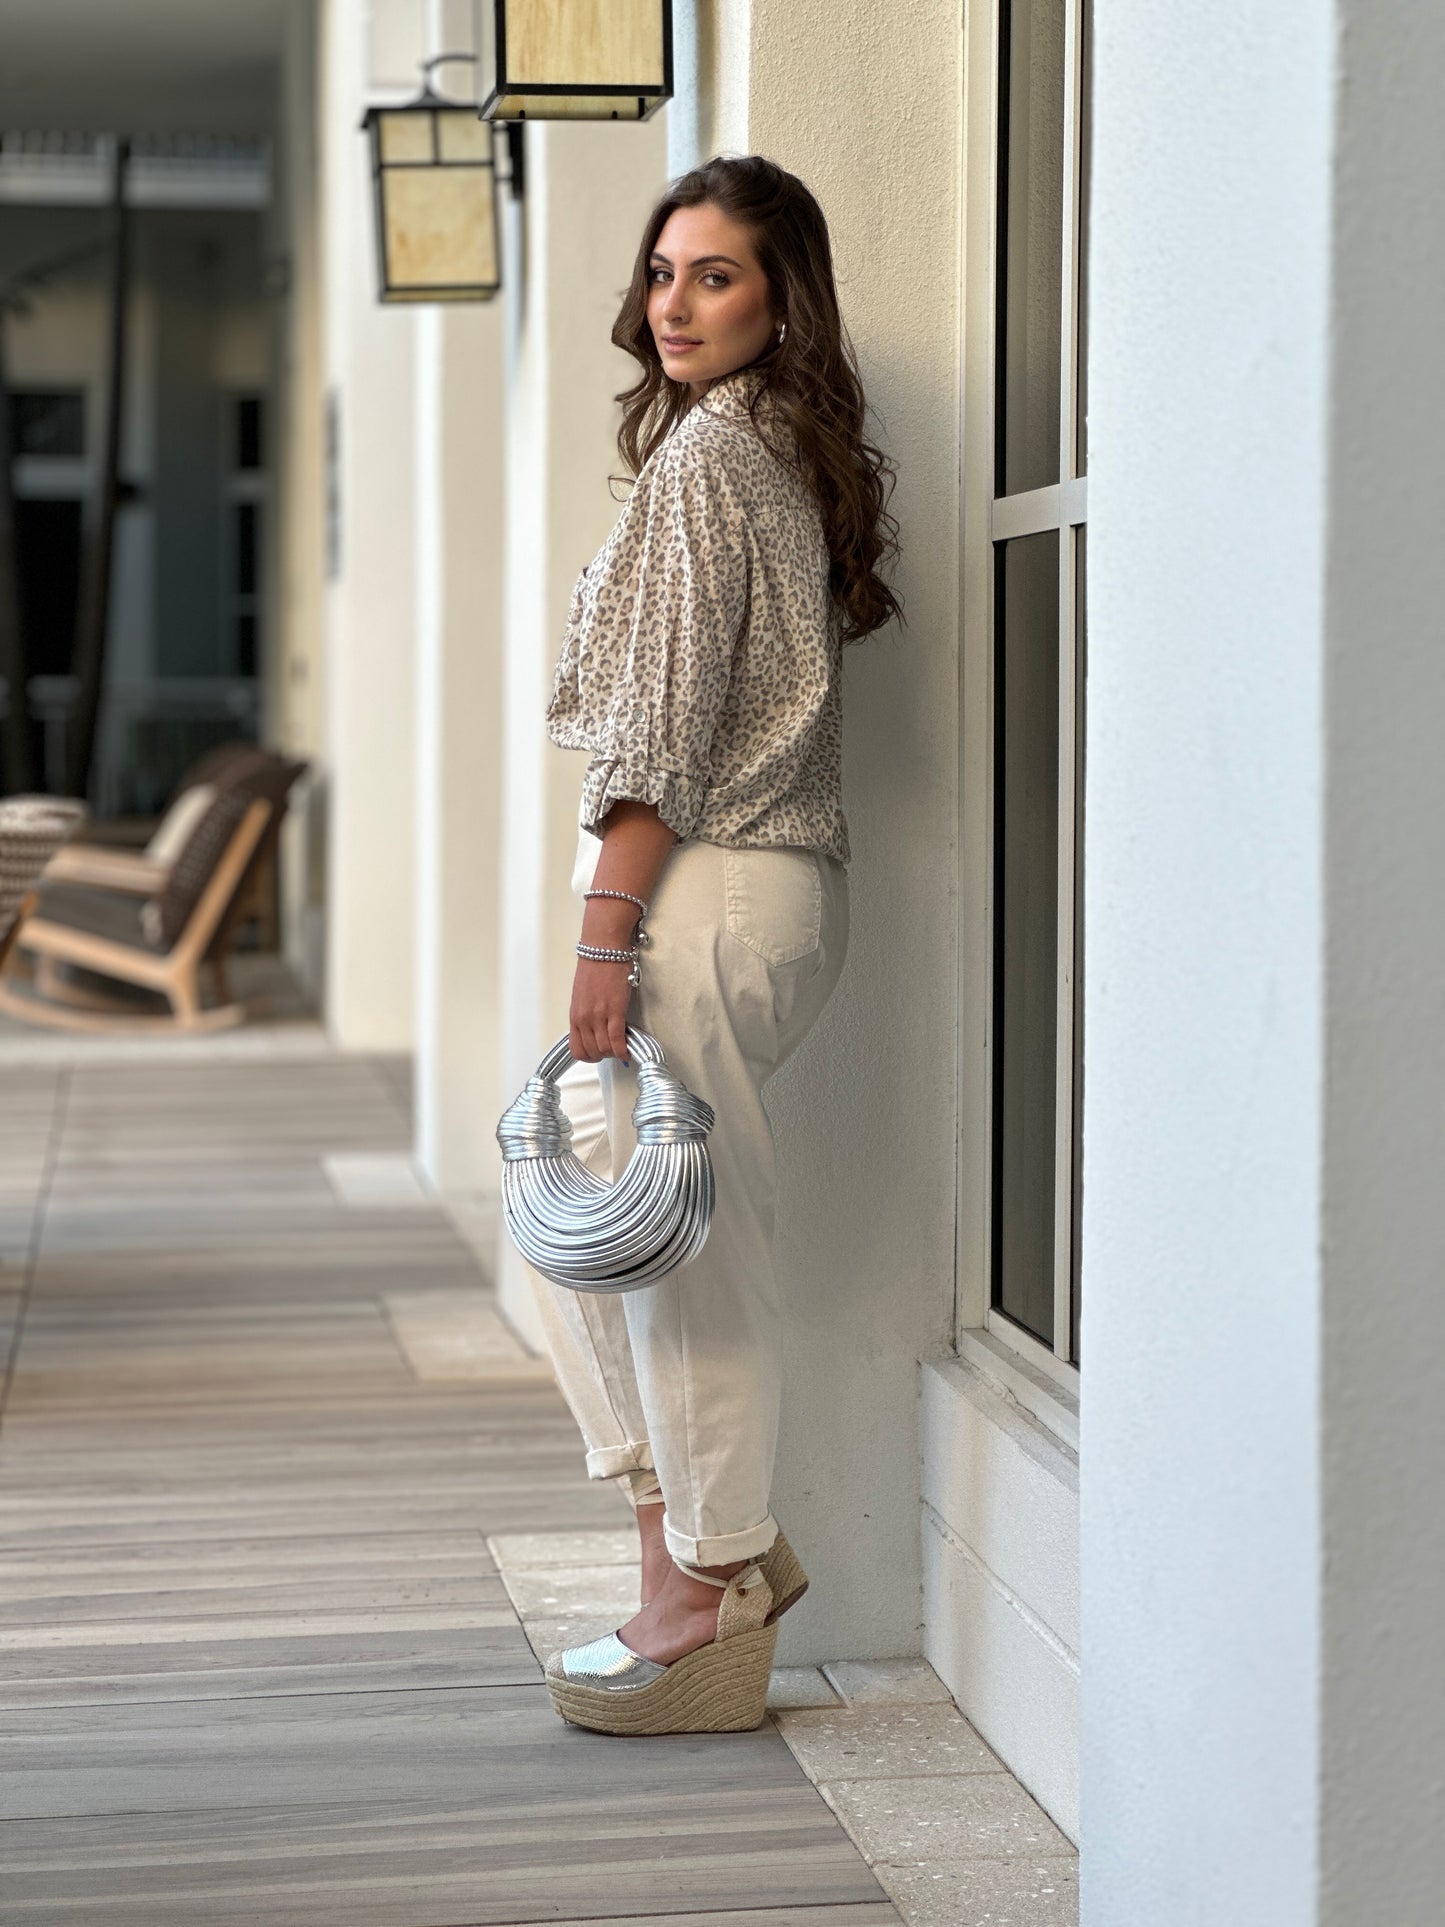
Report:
545,363,850,864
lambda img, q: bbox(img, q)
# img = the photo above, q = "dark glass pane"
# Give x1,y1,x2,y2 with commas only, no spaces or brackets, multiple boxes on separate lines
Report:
1069,524,1086,1364
997,0,1065,497
236,394,264,472
1077,0,1092,476
14,498,82,675
237,610,258,678
236,502,258,595
993,528,1060,1347
11,389,85,458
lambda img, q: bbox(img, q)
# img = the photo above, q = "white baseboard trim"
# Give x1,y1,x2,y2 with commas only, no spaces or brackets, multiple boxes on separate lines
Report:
921,1352,1081,1844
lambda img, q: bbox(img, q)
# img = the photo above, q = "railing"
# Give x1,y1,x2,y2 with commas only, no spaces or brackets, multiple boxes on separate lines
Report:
0,131,270,209
0,676,261,816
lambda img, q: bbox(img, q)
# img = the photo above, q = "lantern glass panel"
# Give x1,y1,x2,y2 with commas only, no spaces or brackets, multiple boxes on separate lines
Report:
435,109,492,161
505,0,664,87
382,165,498,292
377,109,432,164
491,92,648,119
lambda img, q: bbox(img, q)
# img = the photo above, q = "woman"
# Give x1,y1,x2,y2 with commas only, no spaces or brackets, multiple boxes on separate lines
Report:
529,154,901,1736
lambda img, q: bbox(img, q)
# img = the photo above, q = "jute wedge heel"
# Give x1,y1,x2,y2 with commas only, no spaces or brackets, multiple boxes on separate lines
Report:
759,1529,808,1623
545,1561,777,1736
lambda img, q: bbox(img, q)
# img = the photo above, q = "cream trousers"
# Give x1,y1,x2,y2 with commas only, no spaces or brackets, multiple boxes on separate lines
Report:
524,824,849,1566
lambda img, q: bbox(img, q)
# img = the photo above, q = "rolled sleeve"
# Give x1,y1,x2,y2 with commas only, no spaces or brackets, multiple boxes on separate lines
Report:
576,441,751,842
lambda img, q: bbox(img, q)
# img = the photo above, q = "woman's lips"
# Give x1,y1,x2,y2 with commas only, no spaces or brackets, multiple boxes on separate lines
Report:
663,337,702,351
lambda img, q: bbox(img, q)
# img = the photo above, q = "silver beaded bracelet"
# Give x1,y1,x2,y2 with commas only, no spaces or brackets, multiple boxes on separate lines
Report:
582,887,651,947
576,940,641,988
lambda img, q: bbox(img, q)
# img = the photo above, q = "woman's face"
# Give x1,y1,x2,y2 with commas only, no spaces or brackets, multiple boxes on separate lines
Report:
646,202,780,401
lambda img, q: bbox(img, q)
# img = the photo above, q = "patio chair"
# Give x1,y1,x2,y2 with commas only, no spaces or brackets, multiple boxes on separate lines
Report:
0,795,90,974
42,747,306,995
40,739,267,895
0,757,304,1034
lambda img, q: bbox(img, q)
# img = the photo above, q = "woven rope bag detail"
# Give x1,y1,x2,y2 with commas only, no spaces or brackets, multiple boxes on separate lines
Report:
496,1027,716,1294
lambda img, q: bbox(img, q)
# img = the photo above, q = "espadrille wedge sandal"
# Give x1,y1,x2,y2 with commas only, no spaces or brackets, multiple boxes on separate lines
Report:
758,1529,808,1624
545,1560,777,1735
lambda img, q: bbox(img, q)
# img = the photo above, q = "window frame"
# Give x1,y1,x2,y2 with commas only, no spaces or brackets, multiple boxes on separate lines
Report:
957,0,1087,1391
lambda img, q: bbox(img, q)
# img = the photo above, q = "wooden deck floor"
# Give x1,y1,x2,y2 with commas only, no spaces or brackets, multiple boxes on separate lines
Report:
0,1055,897,1927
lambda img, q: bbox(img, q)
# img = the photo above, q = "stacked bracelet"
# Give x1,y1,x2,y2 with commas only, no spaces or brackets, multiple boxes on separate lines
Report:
576,940,641,988
582,887,651,947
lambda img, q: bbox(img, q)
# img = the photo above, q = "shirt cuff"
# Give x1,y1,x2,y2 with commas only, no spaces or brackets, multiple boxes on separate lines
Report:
580,755,707,842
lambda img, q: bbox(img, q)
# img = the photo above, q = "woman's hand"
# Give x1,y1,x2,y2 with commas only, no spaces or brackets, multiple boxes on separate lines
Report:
570,954,635,1065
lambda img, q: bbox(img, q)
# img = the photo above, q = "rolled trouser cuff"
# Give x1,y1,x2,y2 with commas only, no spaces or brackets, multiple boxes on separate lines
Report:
584,1440,654,1482
624,1468,664,1507
663,1510,780,1567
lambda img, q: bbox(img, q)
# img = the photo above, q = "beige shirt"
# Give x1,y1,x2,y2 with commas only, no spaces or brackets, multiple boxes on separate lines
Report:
545,364,850,864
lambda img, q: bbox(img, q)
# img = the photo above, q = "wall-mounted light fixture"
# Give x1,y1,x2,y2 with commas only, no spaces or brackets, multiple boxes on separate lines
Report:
361,55,521,304
474,0,673,122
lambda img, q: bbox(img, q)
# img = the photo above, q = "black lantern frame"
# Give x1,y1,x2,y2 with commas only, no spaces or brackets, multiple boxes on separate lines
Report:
361,62,514,304
474,0,674,122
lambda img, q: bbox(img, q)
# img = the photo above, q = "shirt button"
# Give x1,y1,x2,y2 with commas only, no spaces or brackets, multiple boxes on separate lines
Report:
631,706,646,723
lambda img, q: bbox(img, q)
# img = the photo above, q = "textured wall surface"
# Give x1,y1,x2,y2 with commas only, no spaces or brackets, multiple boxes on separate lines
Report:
1078,4,1333,1921
691,0,965,1661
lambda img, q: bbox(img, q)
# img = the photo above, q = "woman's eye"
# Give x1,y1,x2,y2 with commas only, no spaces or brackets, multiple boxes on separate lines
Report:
703,272,730,288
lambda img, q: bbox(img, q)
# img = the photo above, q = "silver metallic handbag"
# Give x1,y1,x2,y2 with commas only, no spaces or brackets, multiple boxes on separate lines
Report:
496,1027,716,1293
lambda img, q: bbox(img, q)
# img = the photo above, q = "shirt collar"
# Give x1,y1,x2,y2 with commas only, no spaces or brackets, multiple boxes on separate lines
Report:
694,364,772,423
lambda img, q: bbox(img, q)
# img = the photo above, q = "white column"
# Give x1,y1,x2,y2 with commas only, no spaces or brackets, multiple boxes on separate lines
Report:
1077,1,1445,1920
1079,2,1330,1914
494,115,668,1345
271,0,327,999
319,0,416,1050
412,293,507,1191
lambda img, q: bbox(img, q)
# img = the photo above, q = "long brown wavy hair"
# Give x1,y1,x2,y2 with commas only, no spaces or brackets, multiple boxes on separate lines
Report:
610,155,903,644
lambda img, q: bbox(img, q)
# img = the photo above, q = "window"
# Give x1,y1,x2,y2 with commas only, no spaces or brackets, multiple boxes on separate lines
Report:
221,392,266,678
959,0,1090,1383
9,389,85,459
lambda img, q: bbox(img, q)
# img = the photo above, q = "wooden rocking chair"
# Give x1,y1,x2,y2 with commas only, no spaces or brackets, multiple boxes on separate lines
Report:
0,794,273,1034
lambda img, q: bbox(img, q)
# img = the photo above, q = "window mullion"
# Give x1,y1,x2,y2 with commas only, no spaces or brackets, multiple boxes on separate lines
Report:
1050,0,1083,1364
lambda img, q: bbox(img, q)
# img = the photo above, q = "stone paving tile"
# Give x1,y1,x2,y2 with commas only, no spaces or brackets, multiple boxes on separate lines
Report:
487,1527,637,1570
877,1854,1079,1927
823,1773,1073,1866
768,1665,843,1711
516,1610,619,1661
776,1703,1000,1780
823,1659,955,1705
502,1561,641,1621
321,1150,432,1206
382,1290,554,1382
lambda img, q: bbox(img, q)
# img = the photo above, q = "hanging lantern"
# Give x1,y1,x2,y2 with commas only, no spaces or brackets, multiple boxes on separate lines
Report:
361,78,502,303
474,0,673,122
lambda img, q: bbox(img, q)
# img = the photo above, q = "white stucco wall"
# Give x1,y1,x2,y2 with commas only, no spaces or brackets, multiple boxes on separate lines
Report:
672,0,963,1662
1078,5,1333,1919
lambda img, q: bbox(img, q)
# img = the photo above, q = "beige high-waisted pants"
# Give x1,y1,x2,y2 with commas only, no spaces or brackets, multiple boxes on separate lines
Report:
524,823,849,1566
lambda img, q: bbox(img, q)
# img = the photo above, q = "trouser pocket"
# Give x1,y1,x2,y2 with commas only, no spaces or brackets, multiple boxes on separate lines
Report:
723,846,823,966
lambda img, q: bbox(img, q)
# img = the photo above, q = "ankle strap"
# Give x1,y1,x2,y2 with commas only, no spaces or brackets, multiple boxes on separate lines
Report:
674,1557,764,1590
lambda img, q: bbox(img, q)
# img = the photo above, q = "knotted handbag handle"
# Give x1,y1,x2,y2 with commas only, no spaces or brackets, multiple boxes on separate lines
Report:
496,1028,716,1293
